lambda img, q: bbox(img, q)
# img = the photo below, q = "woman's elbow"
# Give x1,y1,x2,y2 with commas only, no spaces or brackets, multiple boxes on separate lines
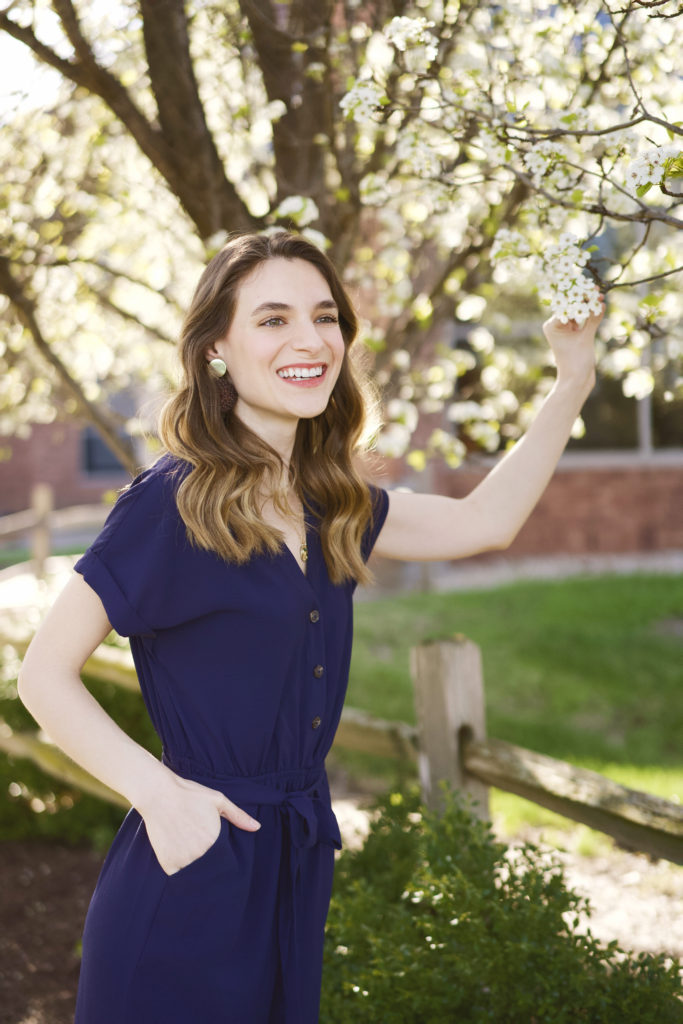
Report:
16,640,52,713
17,655,40,711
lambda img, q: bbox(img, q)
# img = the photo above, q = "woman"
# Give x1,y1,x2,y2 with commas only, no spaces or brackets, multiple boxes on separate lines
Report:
18,231,603,1023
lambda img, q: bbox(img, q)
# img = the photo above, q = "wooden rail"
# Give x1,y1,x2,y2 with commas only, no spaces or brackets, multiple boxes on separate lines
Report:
0,486,110,577
410,637,683,864
0,572,680,863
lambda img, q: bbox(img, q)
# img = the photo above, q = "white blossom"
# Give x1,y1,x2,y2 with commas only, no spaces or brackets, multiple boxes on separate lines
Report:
383,16,438,60
538,234,603,326
622,367,654,399
273,195,319,226
395,129,441,177
523,140,571,186
491,229,531,263
376,421,412,458
624,145,679,196
339,79,386,124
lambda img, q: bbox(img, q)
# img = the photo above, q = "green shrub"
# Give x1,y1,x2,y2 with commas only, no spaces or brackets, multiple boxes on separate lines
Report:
322,786,683,1023
0,666,158,848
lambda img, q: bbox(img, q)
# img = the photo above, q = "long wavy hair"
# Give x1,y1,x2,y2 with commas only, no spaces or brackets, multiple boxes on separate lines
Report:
158,231,379,585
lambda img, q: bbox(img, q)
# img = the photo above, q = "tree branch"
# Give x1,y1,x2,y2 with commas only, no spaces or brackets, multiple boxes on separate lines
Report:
0,255,138,474
139,0,257,236
605,263,683,290
239,2,330,199
2,3,257,239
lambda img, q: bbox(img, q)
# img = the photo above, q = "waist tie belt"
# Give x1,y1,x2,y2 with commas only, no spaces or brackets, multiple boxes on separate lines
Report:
161,753,342,1022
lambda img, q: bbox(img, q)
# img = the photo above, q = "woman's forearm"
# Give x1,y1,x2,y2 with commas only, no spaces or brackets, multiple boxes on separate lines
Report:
17,574,172,812
468,372,593,547
18,667,170,810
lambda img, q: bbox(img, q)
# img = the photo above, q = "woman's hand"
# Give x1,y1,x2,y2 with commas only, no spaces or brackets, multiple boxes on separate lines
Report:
136,769,261,876
542,296,605,393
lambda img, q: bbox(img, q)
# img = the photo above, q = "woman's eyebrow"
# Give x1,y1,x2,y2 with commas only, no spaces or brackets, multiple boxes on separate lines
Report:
250,299,338,317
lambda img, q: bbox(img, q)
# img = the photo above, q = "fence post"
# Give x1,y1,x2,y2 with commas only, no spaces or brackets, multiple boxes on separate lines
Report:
410,635,489,818
31,483,53,579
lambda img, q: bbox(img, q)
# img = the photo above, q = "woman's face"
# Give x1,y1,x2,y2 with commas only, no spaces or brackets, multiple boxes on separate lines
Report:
207,257,346,440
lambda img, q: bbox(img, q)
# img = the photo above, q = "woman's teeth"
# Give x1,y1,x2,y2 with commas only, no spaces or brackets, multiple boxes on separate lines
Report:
277,366,324,379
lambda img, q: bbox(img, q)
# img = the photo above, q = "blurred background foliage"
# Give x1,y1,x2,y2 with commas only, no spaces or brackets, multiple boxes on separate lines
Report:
0,0,681,472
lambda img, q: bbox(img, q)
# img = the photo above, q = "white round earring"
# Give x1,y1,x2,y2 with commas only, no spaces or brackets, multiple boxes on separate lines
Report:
209,357,227,378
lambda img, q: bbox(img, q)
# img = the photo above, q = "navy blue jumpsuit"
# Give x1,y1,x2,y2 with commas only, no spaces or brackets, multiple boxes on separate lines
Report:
72,453,388,1023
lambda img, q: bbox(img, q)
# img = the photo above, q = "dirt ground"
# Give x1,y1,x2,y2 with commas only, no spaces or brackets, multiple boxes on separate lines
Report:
0,840,102,1024
1,815,681,1024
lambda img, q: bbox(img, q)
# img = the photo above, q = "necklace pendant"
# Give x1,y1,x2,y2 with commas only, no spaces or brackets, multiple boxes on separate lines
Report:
300,543,308,563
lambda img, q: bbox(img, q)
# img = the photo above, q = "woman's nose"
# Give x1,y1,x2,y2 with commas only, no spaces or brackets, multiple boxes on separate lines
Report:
292,319,325,352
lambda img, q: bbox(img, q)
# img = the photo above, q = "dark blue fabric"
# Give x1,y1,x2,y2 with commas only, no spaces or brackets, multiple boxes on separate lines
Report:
72,454,388,1023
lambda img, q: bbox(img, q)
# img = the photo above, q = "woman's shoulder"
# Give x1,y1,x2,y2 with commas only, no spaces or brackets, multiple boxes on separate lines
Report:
119,451,191,503
94,452,191,542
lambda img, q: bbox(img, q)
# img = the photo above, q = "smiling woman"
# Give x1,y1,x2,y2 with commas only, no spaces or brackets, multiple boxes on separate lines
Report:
159,233,378,585
17,229,605,1024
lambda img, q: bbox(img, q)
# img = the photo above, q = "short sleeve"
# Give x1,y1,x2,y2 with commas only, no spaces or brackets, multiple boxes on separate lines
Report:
74,457,185,638
361,485,389,564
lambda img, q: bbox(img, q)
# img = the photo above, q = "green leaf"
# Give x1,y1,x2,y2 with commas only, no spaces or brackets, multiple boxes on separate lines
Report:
636,182,653,198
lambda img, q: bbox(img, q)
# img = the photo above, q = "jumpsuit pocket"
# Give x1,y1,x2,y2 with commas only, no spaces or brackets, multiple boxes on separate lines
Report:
159,816,230,879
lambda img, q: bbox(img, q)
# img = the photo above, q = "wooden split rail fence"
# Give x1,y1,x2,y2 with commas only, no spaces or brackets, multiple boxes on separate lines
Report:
0,485,110,578
0,599,681,863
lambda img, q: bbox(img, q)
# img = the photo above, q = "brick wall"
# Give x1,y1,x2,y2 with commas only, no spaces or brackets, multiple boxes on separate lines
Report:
431,451,683,561
2,422,682,563
0,423,130,515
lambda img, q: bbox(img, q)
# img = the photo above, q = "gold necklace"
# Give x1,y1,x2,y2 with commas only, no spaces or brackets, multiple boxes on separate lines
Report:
299,515,308,563
273,482,307,564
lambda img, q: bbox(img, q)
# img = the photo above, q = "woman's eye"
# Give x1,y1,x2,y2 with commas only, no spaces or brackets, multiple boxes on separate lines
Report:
262,317,284,327
318,315,339,324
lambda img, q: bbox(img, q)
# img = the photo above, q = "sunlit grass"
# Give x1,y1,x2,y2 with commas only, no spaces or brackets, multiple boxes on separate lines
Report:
336,573,683,845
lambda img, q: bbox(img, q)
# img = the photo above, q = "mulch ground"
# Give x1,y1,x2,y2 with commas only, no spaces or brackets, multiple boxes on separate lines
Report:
0,841,103,1024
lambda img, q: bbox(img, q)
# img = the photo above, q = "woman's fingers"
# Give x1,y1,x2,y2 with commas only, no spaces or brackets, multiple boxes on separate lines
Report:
220,796,261,832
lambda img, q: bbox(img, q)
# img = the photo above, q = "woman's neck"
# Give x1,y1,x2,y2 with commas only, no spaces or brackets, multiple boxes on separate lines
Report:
233,402,297,470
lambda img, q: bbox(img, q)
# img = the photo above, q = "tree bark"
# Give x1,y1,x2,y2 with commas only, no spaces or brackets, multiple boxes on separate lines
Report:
0,256,138,475
139,0,258,237
1,3,258,239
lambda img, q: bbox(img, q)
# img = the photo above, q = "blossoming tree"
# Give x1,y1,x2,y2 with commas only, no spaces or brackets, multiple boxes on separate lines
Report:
0,0,681,470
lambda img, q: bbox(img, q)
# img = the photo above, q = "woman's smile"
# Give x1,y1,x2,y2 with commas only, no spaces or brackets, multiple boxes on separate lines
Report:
276,362,328,385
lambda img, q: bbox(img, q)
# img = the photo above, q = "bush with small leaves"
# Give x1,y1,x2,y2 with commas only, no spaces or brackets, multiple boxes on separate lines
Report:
322,785,682,1023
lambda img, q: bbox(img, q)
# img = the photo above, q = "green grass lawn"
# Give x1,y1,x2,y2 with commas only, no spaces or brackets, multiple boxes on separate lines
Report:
338,572,683,847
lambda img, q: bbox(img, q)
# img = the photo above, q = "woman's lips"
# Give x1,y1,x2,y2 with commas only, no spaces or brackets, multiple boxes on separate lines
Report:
276,364,327,386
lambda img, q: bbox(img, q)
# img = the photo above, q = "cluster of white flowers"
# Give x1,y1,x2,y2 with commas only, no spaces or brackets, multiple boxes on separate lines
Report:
273,195,319,227
625,145,679,196
539,233,602,326
523,140,571,186
339,77,387,123
384,16,438,57
376,421,413,459
395,129,441,177
339,78,386,124
490,228,531,263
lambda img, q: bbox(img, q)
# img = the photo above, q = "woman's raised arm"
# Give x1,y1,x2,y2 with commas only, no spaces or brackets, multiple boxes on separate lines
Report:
373,305,604,563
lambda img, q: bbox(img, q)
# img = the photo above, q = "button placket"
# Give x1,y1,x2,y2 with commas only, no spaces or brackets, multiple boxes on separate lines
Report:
307,608,325,736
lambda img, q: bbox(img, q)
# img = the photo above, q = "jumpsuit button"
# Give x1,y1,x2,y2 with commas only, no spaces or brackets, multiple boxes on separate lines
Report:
311,716,322,729
309,609,320,623
313,664,324,678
